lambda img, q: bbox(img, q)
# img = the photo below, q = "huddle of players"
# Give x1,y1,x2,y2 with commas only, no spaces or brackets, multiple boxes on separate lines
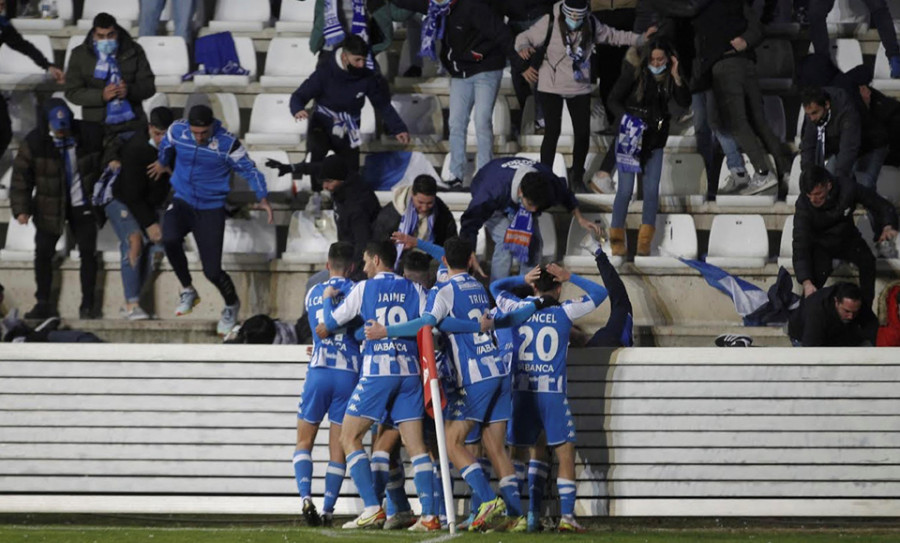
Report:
295,235,609,533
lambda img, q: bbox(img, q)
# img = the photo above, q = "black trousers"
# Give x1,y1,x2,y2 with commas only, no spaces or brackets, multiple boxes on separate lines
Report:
592,8,637,108
162,198,238,306
807,236,877,306
0,94,11,161
34,206,97,310
307,115,360,192
539,91,592,182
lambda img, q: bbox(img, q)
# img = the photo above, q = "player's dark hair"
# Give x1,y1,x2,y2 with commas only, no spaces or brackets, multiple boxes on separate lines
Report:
800,87,829,108
799,165,833,194
342,34,369,57
401,249,431,273
833,282,863,304
443,237,473,270
411,175,438,197
510,284,534,299
533,266,562,294
365,240,397,267
328,241,355,272
520,172,555,211
228,314,276,344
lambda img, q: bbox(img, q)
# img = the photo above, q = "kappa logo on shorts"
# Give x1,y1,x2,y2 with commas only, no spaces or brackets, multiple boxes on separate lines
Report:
348,404,358,412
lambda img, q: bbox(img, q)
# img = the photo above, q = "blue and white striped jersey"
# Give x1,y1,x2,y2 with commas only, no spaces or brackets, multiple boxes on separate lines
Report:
306,276,360,373
427,273,505,387
331,272,427,378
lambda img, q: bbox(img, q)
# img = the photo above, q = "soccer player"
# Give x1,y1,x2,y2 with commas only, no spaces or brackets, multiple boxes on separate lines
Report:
294,242,360,527
367,237,537,532
491,263,608,533
317,240,436,531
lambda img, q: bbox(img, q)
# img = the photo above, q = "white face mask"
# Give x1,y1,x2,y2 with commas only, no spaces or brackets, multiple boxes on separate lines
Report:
148,138,158,149
649,63,667,75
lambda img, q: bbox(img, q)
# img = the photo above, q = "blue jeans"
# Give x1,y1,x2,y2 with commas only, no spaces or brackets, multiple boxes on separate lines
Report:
612,148,664,228
449,70,503,179
106,198,155,303
486,209,543,282
139,0,196,42
854,146,889,189
692,91,744,194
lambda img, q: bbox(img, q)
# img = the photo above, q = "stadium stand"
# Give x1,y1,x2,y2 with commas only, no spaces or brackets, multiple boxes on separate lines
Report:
0,34,53,85
193,36,257,88
76,0,139,30
706,214,770,269
633,214,699,269
136,35,189,87
243,94,305,146
259,38,320,88
207,0,271,33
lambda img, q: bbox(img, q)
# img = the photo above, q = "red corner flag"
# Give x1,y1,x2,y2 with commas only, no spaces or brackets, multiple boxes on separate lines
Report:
417,326,447,418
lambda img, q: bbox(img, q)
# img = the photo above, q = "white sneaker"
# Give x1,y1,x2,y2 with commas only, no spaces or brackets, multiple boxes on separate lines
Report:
590,171,615,194
121,306,150,321
217,302,240,337
719,172,748,194
175,287,200,316
741,172,778,195
342,507,386,529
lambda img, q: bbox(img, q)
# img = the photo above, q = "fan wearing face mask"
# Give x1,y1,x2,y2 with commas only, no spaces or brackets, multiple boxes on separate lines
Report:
606,38,690,258
64,12,156,142
514,0,655,193
282,35,409,195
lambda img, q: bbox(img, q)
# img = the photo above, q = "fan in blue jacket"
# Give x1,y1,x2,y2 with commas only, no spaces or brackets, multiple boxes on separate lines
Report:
458,157,601,281
149,104,271,337
285,35,409,192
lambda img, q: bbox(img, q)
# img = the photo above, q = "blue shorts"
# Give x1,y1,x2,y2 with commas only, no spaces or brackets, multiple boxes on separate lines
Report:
346,374,424,424
298,367,359,425
446,376,510,425
509,391,575,447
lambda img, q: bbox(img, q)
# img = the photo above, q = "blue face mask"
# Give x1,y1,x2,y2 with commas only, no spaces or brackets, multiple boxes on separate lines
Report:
649,63,667,75
565,17,582,31
95,39,117,56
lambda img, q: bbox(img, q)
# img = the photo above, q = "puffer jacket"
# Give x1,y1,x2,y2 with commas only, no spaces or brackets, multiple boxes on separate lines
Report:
515,2,642,96
158,119,267,209
64,24,156,131
11,119,104,236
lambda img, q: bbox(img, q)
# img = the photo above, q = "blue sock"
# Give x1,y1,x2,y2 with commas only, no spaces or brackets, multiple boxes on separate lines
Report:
558,478,576,516
528,460,549,514
411,454,434,516
385,464,411,515
478,457,492,482
371,450,391,502
323,461,345,513
292,449,312,499
347,449,379,508
499,475,523,516
432,466,446,520
461,462,496,505
513,460,527,495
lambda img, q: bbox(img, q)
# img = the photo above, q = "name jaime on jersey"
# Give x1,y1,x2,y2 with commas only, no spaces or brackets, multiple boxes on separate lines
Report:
378,292,406,303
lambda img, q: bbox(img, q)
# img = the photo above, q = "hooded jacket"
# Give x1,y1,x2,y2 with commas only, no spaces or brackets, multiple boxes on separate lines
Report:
788,284,878,346
371,184,458,246
158,119,267,210
11,104,104,236
800,87,862,180
64,24,156,130
392,0,525,79
289,48,407,136
515,2,642,96
792,180,898,285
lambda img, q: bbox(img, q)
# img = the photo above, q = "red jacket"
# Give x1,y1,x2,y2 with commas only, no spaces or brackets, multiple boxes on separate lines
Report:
877,285,900,347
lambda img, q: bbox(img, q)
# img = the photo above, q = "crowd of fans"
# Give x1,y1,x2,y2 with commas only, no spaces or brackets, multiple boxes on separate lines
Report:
1,0,900,348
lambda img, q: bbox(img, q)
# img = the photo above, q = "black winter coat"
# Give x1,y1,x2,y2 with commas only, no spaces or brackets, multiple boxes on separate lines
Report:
331,173,382,265
113,133,171,229
799,87,862,180
788,284,878,346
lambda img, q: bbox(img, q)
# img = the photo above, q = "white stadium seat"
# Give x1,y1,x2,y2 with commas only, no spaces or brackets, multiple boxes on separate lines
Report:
248,150,294,193
141,92,170,122
715,154,778,207
244,94,305,146
260,38,320,88
873,43,900,91
778,215,794,269
514,152,567,180
11,0,74,30
193,36,257,87
452,212,486,259
659,153,707,206
810,38,863,72
538,213,557,261
390,94,443,140
0,34,54,85
283,211,339,264
63,36,81,71
0,165,11,200
77,0,139,30
275,0,316,33
763,95,786,143
207,0,271,32
136,36,188,87
562,213,624,269
222,211,277,263
467,99,511,143
706,214,769,268
857,214,900,269
633,214,698,269
360,97,376,143
786,155,802,205
1,218,66,261
825,0,870,35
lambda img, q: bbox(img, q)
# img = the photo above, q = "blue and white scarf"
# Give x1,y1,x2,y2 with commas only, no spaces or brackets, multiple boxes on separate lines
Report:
395,197,435,267
420,0,451,61
93,43,136,125
504,205,534,264
323,0,375,69
316,104,362,148
615,112,646,174
53,135,85,207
